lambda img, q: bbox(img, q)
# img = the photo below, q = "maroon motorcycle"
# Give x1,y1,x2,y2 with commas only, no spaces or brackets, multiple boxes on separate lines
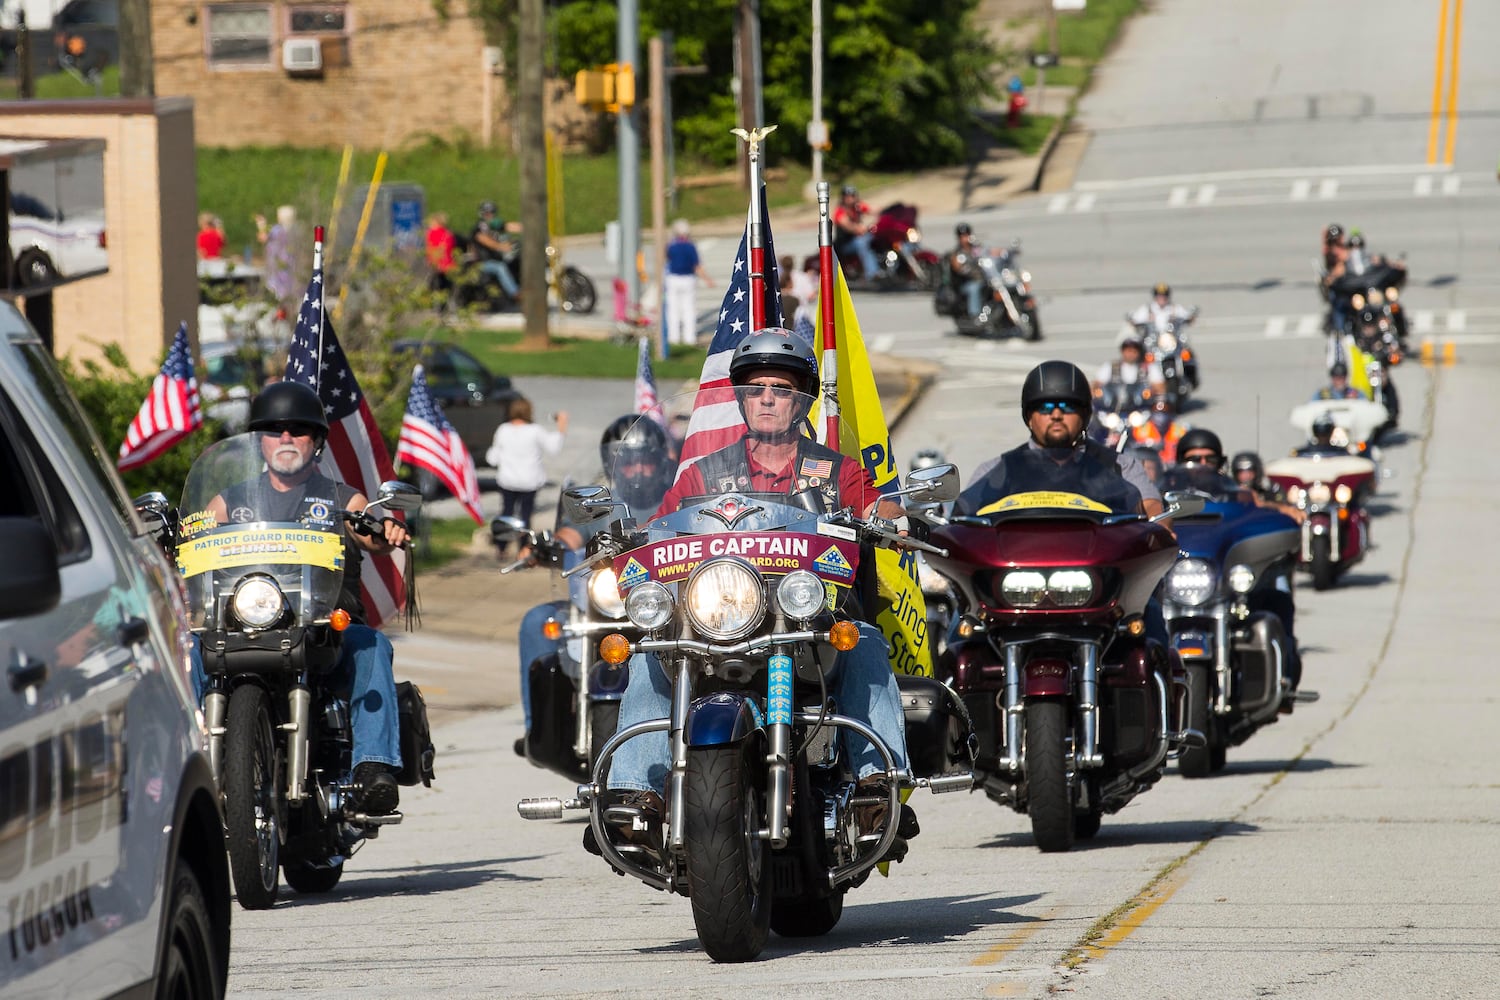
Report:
825,203,943,289
1263,453,1376,590
927,490,1203,852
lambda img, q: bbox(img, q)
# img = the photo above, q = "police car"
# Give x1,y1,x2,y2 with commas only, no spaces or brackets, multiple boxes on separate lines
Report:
0,304,229,997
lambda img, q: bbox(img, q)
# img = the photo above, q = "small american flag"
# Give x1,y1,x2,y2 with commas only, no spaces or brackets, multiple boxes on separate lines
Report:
673,192,783,480
117,322,203,471
633,336,667,427
284,260,406,629
396,364,484,524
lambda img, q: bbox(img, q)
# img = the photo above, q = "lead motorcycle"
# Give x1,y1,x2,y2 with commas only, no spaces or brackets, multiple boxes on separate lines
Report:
518,397,973,962
1156,466,1314,777
138,434,436,909
927,489,1204,852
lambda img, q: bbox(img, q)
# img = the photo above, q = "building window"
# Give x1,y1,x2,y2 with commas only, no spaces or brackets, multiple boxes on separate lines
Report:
206,4,274,68
287,3,351,66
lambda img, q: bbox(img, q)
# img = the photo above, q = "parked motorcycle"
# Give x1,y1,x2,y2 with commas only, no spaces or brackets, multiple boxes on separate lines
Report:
927,489,1204,852
935,241,1042,341
1263,452,1376,590
138,435,435,910
517,398,973,962
1156,467,1313,777
456,237,597,314
836,202,943,290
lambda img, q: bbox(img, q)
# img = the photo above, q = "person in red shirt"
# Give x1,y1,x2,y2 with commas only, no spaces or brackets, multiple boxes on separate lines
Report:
833,185,880,281
196,213,226,260
425,211,458,299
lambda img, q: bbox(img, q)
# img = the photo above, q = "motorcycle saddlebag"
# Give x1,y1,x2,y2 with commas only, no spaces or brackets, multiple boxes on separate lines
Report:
933,284,959,317
396,681,437,787
526,653,584,778
896,674,970,778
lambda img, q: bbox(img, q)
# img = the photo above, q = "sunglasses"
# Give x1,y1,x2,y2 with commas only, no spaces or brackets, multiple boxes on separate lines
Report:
1034,401,1079,416
1182,452,1217,464
260,422,319,439
739,384,797,399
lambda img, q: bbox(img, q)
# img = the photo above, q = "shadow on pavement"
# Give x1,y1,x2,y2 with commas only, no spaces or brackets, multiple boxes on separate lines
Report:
1218,757,1360,777
976,819,1259,851
270,855,547,906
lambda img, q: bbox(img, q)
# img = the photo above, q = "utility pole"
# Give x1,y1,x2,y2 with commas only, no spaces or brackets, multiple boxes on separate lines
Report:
16,13,33,99
649,36,667,360
518,0,550,347
618,0,641,313
118,0,155,96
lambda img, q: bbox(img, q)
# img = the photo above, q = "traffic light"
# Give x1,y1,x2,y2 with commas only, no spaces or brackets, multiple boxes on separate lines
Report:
574,64,636,113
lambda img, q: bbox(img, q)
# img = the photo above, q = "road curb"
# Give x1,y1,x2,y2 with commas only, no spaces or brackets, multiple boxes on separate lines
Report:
1030,120,1068,192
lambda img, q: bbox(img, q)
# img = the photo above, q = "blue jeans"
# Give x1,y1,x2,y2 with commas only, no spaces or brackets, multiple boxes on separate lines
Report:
845,233,880,280
518,599,569,729
480,258,519,298
189,624,402,774
962,278,984,317
608,622,908,794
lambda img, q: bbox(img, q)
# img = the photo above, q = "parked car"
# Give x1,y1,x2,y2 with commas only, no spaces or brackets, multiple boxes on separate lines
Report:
8,189,107,288
197,259,287,350
198,339,265,435
0,303,230,998
393,337,521,467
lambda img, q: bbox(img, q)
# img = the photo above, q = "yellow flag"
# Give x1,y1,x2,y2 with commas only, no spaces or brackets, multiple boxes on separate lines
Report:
1344,336,1374,399
819,264,934,678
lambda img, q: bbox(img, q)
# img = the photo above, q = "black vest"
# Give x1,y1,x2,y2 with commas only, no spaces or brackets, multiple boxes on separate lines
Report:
960,440,1142,515
694,437,846,513
220,472,367,622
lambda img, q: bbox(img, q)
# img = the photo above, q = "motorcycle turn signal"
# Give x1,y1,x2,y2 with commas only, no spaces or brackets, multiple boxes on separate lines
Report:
329,608,352,632
599,633,631,664
828,620,861,651
542,618,564,640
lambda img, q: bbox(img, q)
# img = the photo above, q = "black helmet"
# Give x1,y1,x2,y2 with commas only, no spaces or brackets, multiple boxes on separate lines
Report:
1152,282,1171,297
600,415,672,511
1326,222,1344,240
729,328,819,395
1020,360,1091,423
479,200,497,214
841,185,858,198
1230,451,1263,479
910,447,948,473
248,381,328,437
1329,361,1349,377
955,222,972,237
1348,232,1366,248
1312,412,1337,438
1176,427,1225,468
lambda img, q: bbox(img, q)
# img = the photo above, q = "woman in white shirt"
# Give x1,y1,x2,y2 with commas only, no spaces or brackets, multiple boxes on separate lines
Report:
486,397,568,526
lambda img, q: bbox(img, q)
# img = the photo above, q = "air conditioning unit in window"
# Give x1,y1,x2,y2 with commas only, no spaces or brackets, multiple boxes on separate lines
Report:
282,38,323,73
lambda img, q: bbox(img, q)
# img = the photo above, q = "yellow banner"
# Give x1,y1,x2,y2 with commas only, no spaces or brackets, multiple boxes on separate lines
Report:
976,491,1111,516
176,525,345,579
1345,337,1374,399
820,264,933,678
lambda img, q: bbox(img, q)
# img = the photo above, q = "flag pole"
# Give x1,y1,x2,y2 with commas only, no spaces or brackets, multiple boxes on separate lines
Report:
732,124,777,331
816,181,839,448
312,225,325,395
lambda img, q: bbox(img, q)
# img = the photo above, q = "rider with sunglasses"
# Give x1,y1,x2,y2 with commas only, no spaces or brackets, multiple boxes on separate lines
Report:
955,360,1163,518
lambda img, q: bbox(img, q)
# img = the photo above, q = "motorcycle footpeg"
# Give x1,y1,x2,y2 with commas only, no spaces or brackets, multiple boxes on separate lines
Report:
346,810,403,826
917,771,976,795
1170,728,1208,751
517,796,585,820
1289,689,1320,703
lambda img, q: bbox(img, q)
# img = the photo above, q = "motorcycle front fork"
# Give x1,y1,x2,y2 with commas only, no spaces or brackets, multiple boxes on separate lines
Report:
999,641,1103,772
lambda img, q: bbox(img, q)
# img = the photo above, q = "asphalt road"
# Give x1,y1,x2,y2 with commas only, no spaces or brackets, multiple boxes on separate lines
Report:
224,1,1500,995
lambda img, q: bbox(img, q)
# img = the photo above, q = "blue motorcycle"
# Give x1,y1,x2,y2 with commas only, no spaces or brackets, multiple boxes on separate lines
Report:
1157,471,1312,777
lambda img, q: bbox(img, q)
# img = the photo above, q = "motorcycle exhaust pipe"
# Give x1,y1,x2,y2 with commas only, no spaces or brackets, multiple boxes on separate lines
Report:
285,682,311,803
203,688,228,786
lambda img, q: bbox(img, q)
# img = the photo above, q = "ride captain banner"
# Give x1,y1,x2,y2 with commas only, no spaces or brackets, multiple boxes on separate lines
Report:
614,532,860,589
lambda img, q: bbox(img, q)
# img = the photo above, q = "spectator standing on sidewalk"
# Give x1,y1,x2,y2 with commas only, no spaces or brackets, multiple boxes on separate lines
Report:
487,397,568,528
196,213,226,261
664,219,711,348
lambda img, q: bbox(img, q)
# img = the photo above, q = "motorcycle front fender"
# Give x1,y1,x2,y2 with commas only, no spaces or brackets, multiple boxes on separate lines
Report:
587,659,627,701
1023,658,1071,698
685,691,763,749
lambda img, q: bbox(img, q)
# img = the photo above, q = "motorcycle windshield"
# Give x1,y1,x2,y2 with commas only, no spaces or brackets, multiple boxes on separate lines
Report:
971,490,1115,520
175,432,348,631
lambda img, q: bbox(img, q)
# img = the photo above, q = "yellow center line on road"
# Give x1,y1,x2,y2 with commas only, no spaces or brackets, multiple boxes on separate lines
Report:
970,907,1061,967
1073,866,1189,964
1442,0,1464,166
1426,0,1449,165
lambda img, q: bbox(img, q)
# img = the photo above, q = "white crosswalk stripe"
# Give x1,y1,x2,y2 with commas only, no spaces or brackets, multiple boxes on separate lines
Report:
1168,186,1190,207
1196,184,1217,206
1047,195,1070,214
1074,193,1097,212
1318,178,1339,199
1291,179,1311,201
1295,315,1321,338
1414,175,1434,197
1447,310,1466,333
1442,174,1462,195
1264,316,1287,339
1413,310,1435,334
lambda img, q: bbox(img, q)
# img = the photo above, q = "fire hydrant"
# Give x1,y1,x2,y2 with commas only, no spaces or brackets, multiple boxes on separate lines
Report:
1006,76,1027,128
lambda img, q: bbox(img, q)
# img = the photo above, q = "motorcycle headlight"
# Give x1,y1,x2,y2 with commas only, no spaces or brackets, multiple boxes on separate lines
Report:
1000,268,1018,285
1228,564,1256,594
1047,569,1094,607
1334,484,1353,504
684,559,765,641
1157,331,1179,353
1351,293,1366,310
1385,286,1399,302
624,581,674,630
1287,485,1305,505
1166,558,1216,607
906,227,921,243
1309,482,1333,505
587,567,626,620
776,571,826,621
1367,288,1384,306
232,577,285,629
1001,570,1047,608
1020,270,1032,284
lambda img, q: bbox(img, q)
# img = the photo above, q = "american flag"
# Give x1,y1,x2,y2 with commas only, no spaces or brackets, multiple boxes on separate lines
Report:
633,336,667,427
395,364,484,525
673,194,783,479
283,264,407,629
117,322,203,471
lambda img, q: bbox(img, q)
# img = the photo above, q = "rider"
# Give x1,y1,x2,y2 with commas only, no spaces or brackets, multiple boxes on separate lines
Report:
512,416,675,757
1130,397,1189,465
1313,361,1366,401
471,200,522,303
1295,412,1349,457
1093,329,1166,408
1128,282,1197,337
947,222,986,318
601,329,917,857
833,185,881,281
194,382,409,814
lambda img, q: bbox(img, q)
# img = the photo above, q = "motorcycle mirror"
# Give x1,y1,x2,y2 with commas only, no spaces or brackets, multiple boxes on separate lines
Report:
562,485,617,525
133,491,172,523
899,463,961,504
370,480,423,514
1159,489,1207,520
489,515,529,545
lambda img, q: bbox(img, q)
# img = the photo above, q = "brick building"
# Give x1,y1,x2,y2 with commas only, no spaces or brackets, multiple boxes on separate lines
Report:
150,1,505,149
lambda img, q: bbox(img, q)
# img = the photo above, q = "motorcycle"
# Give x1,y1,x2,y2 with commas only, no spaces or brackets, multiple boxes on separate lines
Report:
835,202,943,290
1323,256,1408,342
936,242,1042,341
517,397,974,962
138,435,435,909
1134,316,1197,410
927,489,1205,852
1155,467,1314,777
1289,398,1388,458
1263,451,1376,591
456,236,597,315
1346,312,1402,431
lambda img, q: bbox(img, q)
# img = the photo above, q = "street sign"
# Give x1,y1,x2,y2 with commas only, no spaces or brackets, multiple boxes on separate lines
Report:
1030,52,1060,69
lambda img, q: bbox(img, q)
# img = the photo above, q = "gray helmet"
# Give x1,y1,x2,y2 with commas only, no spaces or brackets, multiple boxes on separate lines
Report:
910,447,948,473
729,328,819,396
1020,360,1092,423
600,415,673,511
479,200,497,215
841,185,859,198
1230,451,1263,479
248,381,328,437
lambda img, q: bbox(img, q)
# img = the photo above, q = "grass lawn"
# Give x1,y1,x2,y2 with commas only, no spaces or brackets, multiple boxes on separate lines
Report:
413,515,484,571
1012,0,1141,94
447,325,707,381
0,65,120,99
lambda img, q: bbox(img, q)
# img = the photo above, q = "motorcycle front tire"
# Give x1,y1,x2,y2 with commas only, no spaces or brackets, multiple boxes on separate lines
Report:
1178,663,1216,779
770,889,845,938
560,267,596,314
282,852,343,895
1020,307,1043,342
1310,535,1337,591
684,739,771,963
1024,699,1076,853
224,684,282,910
